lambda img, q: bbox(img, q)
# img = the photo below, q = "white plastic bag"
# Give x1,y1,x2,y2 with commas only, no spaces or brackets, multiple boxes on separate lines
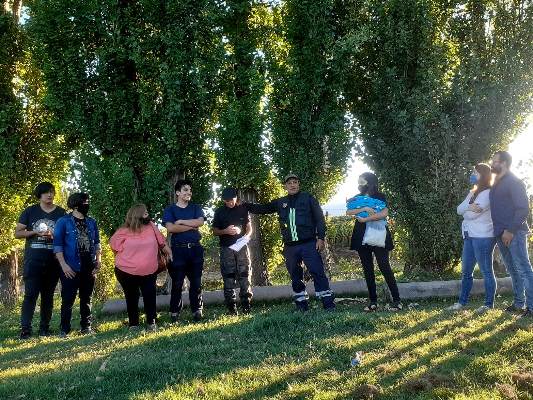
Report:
362,221,386,248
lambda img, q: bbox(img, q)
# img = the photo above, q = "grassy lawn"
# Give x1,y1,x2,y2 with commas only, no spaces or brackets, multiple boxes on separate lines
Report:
0,296,532,400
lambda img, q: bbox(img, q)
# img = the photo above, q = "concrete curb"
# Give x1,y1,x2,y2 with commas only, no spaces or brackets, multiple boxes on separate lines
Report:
101,276,514,314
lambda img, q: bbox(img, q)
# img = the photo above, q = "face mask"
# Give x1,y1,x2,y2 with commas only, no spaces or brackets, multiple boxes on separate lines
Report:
141,217,151,225
77,203,90,216
469,174,478,185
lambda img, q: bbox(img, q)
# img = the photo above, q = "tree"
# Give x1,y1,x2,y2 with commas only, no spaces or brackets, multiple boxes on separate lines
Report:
0,0,68,306
338,0,533,271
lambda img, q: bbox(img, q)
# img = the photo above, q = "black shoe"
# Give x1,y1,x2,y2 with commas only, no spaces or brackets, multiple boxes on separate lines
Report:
59,331,68,339
295,300,309,312
321,296,336,311
241,302,251,314
192,310,203,322
389,301,403,312
505,304,525,313
20,329,32,340
170,313,179,323
38,328,52,337
80,327,93,335
227,303,238,316
518,308,532,319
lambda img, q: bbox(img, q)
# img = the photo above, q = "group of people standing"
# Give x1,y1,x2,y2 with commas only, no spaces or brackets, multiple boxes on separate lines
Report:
15,150,531,338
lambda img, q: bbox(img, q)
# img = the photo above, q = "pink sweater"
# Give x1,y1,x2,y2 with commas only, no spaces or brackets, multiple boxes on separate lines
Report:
110,223,166,276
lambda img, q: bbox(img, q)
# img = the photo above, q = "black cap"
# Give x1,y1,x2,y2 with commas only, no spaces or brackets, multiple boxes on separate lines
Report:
283,173,299,183
221,187,238,200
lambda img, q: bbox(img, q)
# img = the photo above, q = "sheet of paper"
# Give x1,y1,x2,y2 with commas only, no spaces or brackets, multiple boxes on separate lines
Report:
228,236,250,252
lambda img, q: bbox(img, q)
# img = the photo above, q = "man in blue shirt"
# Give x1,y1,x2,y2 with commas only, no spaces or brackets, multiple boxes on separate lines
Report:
163,179,205,322
490,150,533,318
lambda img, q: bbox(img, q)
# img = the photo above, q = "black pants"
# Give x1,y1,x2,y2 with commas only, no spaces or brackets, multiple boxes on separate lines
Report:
20,257,60,332
357,246,400,303
168,245,204,314
59,265,95,333
115,268,157,326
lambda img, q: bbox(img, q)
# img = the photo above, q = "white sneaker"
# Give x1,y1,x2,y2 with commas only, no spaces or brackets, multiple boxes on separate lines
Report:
146,323,157,332
474,305,491,314
446,303,464,311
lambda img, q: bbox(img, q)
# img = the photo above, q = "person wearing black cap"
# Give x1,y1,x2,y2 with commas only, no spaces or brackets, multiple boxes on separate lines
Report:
212,188,253,314
244,174,335,311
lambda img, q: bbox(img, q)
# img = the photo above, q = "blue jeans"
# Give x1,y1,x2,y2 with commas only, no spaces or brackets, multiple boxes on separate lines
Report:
497,230,533,309
459,235,497,307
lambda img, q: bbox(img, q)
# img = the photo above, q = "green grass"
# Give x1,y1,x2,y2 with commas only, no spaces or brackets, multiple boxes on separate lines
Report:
0,296,532,400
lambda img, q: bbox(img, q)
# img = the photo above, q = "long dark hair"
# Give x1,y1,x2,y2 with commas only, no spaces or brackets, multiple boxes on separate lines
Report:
470,163,492,203
359,172,379,197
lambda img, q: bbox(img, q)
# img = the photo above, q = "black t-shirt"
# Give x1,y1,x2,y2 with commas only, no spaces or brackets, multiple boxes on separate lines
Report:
212,204,250,247
18,204,66,261
350,193,394,251
73,216,94,270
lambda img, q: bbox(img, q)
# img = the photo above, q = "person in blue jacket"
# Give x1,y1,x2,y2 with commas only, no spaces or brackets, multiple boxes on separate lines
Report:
245,174,335,312
54,192,101,336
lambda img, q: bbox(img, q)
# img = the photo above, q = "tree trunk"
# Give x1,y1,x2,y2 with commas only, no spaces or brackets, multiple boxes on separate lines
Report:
0,251,19,308
240,188,270,286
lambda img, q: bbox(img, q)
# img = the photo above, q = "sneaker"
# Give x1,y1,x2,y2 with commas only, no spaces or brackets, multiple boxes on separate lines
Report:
20,329,32,340
146,323,157,332
295,300,309,312
227,303,238,316
446,303,464,311
505,304,525,314
58,331,68,339
322,296,336,311
170,313,179,323
241,301,251,314
518,308,532,319
389,301,403,312
363,303,378,312
80,327,93,335
128,325,141,332
474,305,491,314
192,310,203,322
38,328,52,337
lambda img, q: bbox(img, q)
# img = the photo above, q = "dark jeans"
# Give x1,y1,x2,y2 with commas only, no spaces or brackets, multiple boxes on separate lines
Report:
59,265,95,333
220,246,252,305
168,244,204,314
283,240,333,302
357,246,400,304
115,268,157,326
20,256,60,332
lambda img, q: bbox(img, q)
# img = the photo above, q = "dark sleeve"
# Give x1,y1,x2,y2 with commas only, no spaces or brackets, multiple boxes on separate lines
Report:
509,179,529,233
212,209,223,229
162,206,174,226
18,207,30,226
310,196,326,240
194,204,205,219
243,199,278,215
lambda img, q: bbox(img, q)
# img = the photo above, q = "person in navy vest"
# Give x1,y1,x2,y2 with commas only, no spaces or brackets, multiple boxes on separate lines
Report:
490,150,533,318
163,179,205,322
53,192,101,336
244,174,335,312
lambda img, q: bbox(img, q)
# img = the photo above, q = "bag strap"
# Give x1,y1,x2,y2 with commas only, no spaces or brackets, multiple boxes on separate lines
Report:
149,222,165,249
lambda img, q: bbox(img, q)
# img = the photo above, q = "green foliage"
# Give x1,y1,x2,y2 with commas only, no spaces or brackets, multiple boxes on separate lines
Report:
93,232,118,302
267,0,354,203
27,0,225,235
326,216,354,248
0,7,69,258
338,0,533,271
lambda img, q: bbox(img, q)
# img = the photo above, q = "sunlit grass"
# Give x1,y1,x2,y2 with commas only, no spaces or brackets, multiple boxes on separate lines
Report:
0,296,531,400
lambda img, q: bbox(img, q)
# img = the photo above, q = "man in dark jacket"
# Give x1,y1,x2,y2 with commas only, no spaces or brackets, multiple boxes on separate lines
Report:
490,150,533,318
245,174,335,311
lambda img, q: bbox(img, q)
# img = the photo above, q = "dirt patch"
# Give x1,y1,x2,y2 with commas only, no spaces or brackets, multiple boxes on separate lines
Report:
353,384,383,399
496,383,518,400
511,371,533,391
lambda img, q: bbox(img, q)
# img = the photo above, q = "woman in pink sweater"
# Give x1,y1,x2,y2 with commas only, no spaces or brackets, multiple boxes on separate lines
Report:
110,204,171,331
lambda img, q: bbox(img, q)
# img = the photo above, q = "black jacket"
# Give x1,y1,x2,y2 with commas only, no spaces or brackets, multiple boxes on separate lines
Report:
245,191,326,244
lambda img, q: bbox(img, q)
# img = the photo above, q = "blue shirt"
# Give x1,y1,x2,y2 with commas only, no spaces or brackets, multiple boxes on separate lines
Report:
53,214,101,272
162,203,205,245
489,172,530,236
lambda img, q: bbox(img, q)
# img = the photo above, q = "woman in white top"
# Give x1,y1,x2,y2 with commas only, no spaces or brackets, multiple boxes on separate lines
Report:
448,163,496,313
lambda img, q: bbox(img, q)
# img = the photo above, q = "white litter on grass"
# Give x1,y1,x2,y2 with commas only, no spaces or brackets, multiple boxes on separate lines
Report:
350,351,364,367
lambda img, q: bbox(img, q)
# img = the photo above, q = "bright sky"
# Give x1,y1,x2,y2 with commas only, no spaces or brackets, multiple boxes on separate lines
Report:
323,117,533,216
